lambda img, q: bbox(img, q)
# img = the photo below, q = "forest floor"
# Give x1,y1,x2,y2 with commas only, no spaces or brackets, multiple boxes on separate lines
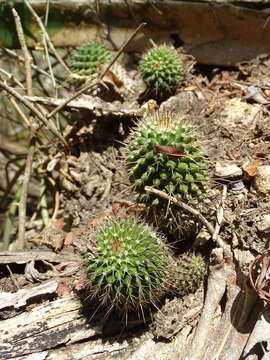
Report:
1,42,270,360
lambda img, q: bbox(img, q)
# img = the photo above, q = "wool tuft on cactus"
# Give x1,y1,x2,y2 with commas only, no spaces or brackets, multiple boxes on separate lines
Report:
175,254,206,294
126,112,208,207
139,45,184,93
83,217,173,312
69,42,112,76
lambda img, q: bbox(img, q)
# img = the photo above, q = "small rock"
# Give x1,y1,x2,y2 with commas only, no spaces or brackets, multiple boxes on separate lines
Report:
214,162,243,179
194,227,211,247
257,214,270,232
160,91,201,114
218,98,261,129
253,165,270,194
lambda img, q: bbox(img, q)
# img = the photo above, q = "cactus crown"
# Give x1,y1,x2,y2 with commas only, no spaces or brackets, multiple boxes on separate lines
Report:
126,112,208,207
139,45,184,92
175,254,206,294
84,217,172,312
69,42,112,76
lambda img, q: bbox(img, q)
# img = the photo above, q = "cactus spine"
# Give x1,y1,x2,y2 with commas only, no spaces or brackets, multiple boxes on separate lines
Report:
83,217,173,312
175,254,206,294
139,45,184,93
126,112,208,208
69,42,112,76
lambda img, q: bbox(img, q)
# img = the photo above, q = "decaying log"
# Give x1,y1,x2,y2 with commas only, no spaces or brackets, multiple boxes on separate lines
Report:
0,280,58,310
0,295,102,359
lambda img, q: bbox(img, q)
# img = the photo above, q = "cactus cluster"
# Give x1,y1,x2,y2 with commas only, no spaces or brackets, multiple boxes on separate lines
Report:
175,254,206,294
139,45,184,93
69,42,112,76
126,112,208,207
84,217,173,312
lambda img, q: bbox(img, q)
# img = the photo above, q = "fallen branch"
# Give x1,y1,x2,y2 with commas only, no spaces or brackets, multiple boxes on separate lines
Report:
25,94,141,119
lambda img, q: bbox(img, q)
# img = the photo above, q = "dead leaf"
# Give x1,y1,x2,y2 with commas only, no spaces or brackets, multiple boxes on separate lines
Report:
57,280,71,297
264,89,270,98
99,64,124,89
184,85,198,91
242,159,263,179
112,200,145,216
154,145,187,160
255,152,267,159
64,232,73,246
87,211,111,230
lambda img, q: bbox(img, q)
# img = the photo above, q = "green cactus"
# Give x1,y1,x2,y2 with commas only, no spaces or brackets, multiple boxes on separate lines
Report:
139,45,184,93
83,217,173,312
175,254,206,294
69,42,112,76
126,112,208,207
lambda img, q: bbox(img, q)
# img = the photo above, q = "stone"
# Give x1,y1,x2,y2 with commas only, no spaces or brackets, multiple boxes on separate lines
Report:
218,98,261,130
253,166,270,194
257,214,270,233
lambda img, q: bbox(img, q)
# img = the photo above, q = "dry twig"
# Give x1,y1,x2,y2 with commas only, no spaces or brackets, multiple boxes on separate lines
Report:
12,8,35,249
24,0,71,74
0,79,67,146
145,186,229,250
0,46,53,80
12,8,33,96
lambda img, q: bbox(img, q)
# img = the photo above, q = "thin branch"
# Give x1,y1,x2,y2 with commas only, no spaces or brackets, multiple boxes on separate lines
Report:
145,186,229,249
9,97,31,128
212,185,227,241
12,8,33,96
145,186,215,234
46,22,146,119
0,47,54,80
0,79,67,146
24,0,71,74
0,68,25,90
16,140,35,249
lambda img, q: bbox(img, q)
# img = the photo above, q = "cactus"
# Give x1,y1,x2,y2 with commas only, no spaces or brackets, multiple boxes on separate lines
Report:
175,254,206,294
83,217,173,312
126,112,208,208
139,45,184,93
69,42,112,76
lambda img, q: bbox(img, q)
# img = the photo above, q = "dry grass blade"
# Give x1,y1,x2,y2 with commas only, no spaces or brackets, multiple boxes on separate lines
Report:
24,0,71,75
249,252,270,304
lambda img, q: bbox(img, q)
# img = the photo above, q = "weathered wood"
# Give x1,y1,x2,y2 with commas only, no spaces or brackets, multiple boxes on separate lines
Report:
0,280,58,310
0,295,102,359
0,250,80,264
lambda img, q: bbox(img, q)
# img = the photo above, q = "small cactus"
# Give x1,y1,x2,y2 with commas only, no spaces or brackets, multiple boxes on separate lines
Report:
175,254,206,294
69,42,112,76
83,217,173,312
126,112,208,207
139,45,184,93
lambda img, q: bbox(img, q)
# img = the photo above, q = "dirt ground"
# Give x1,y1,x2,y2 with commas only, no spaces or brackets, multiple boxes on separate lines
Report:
1,45,270,359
